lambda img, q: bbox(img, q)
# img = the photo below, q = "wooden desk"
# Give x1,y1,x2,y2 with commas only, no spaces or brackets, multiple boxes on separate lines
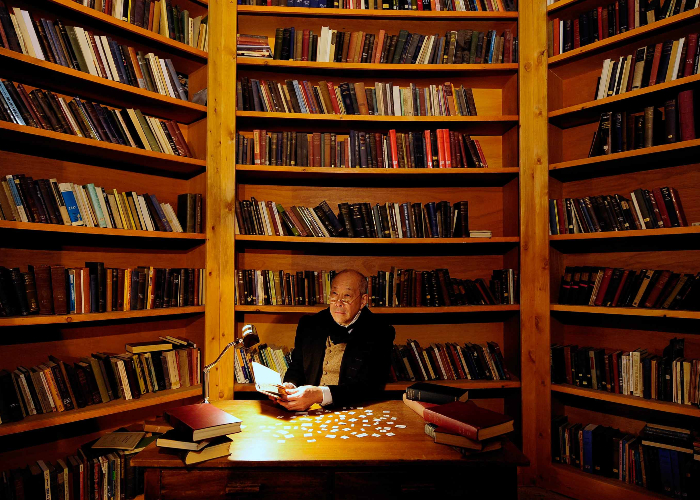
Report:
132,400,529,500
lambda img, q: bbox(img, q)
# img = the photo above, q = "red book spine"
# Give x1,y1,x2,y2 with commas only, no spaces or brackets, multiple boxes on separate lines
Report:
389,129,399,168
601,8,608,39
612,353,620,393
627,0,634,32
553,19,560,56
648,43,663,88
443,129,452,168
669,187,688,226
301,30,310,62
573,19,580,49
615,1,620,35
611,270,630,306
644,270,671,308
326,82,341,114
423,407,480,440
597,7,603,40
678,89,696,142
474,140,488,168
684,33,698,77
424,130,433,168
652,188,671,228
557,199,567,234
594,268,614,306
437,129,446,168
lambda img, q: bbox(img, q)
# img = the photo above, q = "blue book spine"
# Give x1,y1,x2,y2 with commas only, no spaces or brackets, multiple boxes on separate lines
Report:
578,199,595,232
582,426,595,473
293,81,308,113
86,184,107,228
108,39,129,85
658,448,673,495
60,187,83,225
251,80,263,112
0,84,26,125
149,194,173,231
319,0,327,7
290,27,296,56
549,199,558,235
4,175,26,219
69,273,75,313
309,0,318,7
488,32,495,63
669,450,681,497
634,449,642,486
287,0,294,7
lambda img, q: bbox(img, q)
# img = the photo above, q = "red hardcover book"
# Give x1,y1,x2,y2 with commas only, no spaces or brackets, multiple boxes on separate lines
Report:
573,19,580,49
601,8,608,39
597,7,603,41
684,33,698,76
402,393,437,418
301,30,310,62
166,403,242,441
648,43,663,87
627,0,634,31
615,1,620,36
504,29,512,63
389,129,399,168
325,82,341,114
594,268,614,306
424,130,433,168
611,269,630,306
652,188,672,228
423,401,514,441
611,352,620,393
443,129,452,167
643,270,672,308
669,188,688,226
553,19,560,56
436,129,446,168
556,199,567,234
474,140,489,168
678,89,696,141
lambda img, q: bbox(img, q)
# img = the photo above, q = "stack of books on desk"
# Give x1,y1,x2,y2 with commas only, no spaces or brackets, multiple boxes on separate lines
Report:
159,404,242,464
403,382,514,455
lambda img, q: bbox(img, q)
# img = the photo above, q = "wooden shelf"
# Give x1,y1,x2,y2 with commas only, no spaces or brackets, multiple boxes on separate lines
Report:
546,0,586,14
0,306,205,327
236,6,519,19
46,0,208,66
549,73,700,128
548,8,700,67
0,385,201,437
0,220,206,243
549,227,700,250
237,58,518,73
0,121,206,178
235,377,521,392
234,304,520,314
235,165,519,186
551,383,700,417
236,111,519,133
550,304,700,320
0,48,206,124
235,234,519,246
547,463,668,500
549,139,700,180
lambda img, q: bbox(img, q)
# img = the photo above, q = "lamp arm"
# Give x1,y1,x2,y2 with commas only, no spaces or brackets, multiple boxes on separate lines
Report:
202,338,241,403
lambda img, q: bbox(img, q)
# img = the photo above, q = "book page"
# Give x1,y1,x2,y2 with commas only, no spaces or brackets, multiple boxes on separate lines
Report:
252,362,287,399
92,431,146,450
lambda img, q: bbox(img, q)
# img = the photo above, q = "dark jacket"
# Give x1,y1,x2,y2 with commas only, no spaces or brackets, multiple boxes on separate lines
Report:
283,307,395,407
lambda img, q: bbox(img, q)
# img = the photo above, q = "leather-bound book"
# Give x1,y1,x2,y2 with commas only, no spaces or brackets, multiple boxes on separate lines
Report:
9,268,30,316
33,265,54,315
424,400,514,441
50,266,68,315
678,89,695,141
664,98,677,143
23,266,39,314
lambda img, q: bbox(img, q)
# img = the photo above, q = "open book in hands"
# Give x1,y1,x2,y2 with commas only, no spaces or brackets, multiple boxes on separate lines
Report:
251,362,289,401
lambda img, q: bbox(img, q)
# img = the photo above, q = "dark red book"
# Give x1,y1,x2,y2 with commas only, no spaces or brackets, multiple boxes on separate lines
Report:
669,188,688,226
684,33,698,77
652,188,671,228
573,19,580,49
423,401,514,441
166,403,242,441
644,270,672,308
611,269,630,306
648,43,663,87
678,89,696,142
594,268,614,306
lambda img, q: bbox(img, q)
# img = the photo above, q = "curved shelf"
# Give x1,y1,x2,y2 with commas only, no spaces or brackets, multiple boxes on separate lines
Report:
237,58,518,73
235,165,519,186
0,48,206,124
551,383,700,417
0,121,206,178
235,234,519,245
548,8,700,68
234,304,520,314
0,385,202,437
549,73,700,128
0,220,206,243
46,0,208,67
236,5,519,19
549,139,700,180
235,377,520,392
551,304,700,320
0,306,206,327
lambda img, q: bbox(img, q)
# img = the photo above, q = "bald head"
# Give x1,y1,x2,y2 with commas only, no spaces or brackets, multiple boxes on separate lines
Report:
329,269,369,326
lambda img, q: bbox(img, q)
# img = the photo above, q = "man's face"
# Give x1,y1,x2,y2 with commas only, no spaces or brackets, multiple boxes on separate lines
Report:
329,274,368,326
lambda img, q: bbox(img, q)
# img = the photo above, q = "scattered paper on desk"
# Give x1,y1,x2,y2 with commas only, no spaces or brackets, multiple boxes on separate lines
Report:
277,416,284,419
241,425,246,429
356,433,367,438
296,411,308,415
387,433,395,437
395,425,406,428
340,435,349,439
383,411,390,413
284,426,291,429
325,434,336,438
351,432,357,435
307,439,316,443
304,433,313,437
301,423,312,427
372,434,381,437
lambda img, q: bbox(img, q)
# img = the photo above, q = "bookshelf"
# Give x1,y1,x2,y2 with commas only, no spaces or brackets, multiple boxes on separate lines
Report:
231,1,525,451
0,0,211,478
544,1,700,499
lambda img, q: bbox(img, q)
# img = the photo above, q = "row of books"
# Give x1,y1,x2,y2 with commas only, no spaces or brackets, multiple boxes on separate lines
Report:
235,198,477,238
234,268,516,307
551,338,700,404
236,129,489,169
0,446,145,500
548,0,700,56
234,344,292,383
0,264,205,317
238,78,479,117
239,0,517,12
0,174,203,233
588,92,695,157
548,187,688,235
552,418,699,497
392,339,510,382
0,80,195,157
558,266,700,311
78,0,209,51
0,341,200,423
594,35,700,101
270,27,514,65
0,3,189,101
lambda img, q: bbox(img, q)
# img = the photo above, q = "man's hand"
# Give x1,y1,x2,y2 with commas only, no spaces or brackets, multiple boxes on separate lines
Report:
278,385,323,411
268,382,296,403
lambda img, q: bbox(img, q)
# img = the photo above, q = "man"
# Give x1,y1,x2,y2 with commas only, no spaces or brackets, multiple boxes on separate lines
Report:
275,269,395,411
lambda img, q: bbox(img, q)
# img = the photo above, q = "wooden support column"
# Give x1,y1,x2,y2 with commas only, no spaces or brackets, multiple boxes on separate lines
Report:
519,0,550,485
206,0,238,401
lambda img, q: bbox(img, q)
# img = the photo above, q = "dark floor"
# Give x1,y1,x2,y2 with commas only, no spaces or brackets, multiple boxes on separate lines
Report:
518,487,574,500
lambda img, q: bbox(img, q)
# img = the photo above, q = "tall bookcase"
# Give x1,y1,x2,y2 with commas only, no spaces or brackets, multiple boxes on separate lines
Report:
543,0,700,498
0,0,211,477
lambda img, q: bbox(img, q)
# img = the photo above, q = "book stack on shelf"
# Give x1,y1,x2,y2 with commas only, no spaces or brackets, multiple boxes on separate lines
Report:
238,0,516,12
547,1,700,497
0,0,208,481
234,343,291,383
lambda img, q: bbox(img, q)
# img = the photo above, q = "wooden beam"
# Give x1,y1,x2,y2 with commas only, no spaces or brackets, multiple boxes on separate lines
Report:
519,0,550,485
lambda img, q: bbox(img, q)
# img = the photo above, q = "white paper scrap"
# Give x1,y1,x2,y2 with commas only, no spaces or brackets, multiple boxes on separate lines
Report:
304,433,313,437
307,439,316,443
340,435,349,439
325,434,336,439
395,425,406,428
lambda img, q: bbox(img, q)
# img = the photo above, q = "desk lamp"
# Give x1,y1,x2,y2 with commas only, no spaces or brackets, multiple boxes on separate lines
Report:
202,324,259,403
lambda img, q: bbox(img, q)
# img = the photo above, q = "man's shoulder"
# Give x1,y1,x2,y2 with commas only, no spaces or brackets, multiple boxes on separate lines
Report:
298,307,333,330
358,308,395,336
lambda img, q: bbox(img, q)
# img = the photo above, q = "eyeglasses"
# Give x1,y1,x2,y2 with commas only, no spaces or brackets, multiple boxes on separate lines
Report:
329,293,361,306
